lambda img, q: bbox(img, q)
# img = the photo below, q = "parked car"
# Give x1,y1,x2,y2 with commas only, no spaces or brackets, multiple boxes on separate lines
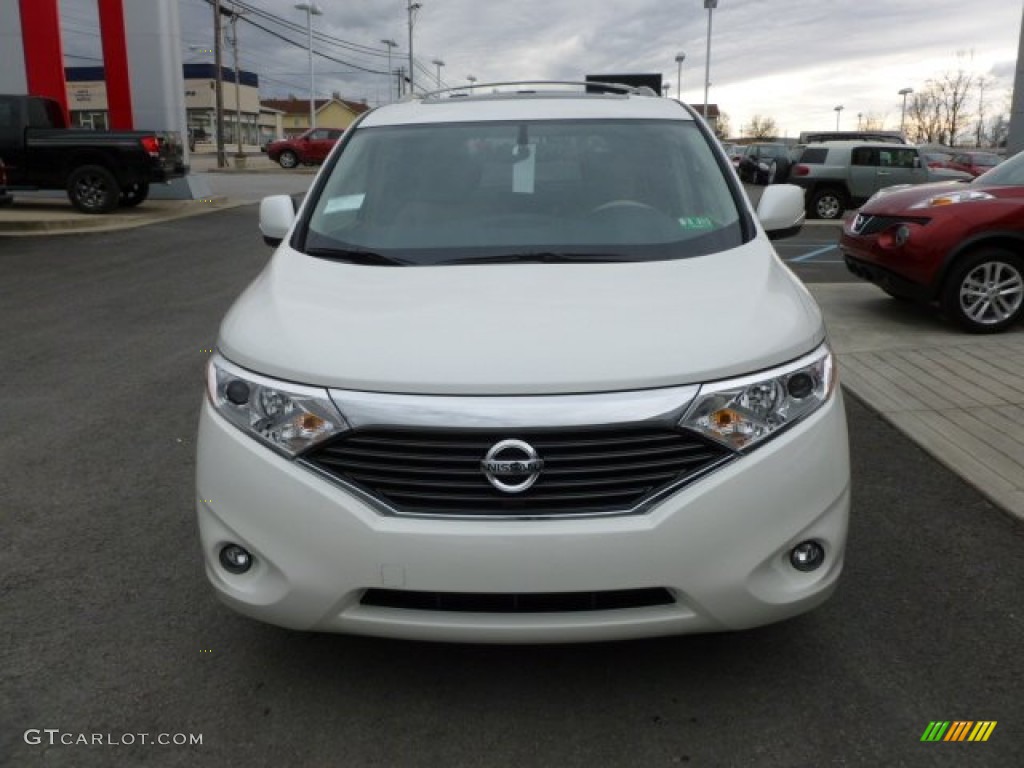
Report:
736,142,793,184
197,80,849,643
0,94,185,213
944,150,1003,177
266,128,343,168
840,149,1024,333
920,149,954,169
789,141,971,220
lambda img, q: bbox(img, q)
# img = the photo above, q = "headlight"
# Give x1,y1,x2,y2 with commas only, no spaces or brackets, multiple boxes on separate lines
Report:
910,190,994,208
206,353,347,457
680,344,836,452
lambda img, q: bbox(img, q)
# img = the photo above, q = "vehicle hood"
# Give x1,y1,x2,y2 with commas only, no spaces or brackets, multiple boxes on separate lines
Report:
218,240,824,395
927,167,973,181
862,179,969,210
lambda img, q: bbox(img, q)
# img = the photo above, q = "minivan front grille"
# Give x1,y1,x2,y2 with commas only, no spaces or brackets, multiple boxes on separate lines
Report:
360,587,676,613
303,425,733,517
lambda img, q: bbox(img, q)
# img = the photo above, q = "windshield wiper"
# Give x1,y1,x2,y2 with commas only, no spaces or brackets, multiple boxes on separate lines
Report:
444,252,631,265
304,247,408,266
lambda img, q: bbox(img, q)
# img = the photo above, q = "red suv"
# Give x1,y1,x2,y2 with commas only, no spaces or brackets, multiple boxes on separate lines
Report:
266,128,343,169
840,150,1024,333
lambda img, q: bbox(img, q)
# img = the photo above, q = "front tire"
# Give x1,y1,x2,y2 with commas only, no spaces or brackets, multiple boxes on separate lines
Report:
67,165,121,214
119,181,149,208
808,187,847,220
941,249,1024,333
278,150,299,169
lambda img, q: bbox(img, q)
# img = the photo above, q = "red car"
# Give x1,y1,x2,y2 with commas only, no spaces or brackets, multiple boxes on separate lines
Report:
840,150,1024,333
266,128,343,169
944,150,1002,177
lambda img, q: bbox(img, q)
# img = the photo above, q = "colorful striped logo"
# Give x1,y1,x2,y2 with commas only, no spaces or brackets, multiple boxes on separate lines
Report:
921,721,997,742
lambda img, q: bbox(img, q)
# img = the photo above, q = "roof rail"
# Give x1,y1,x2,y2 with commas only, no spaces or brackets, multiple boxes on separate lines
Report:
418,80,658,102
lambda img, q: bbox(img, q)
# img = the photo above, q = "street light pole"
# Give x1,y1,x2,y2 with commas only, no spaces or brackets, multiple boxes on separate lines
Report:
703,1,717,119
466,75,477,93
834,104,844,130
407,1,422,94
674,51,686,100
294,3,323,130
432,58,445,88
898,87,913,134
381,39,397,102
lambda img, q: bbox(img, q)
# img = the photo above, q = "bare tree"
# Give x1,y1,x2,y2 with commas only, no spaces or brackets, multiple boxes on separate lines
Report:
932,68,975,145
746,114,777,139
860,112,887,131
907,87,944,144
974,76,992,147
715,111,732,140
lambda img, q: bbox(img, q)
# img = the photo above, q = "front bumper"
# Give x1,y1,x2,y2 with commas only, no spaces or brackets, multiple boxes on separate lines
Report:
196,392,850,643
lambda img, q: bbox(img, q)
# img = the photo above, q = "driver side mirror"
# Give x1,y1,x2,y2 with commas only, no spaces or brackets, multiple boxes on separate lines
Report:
756,184,805,240
259,195,297,247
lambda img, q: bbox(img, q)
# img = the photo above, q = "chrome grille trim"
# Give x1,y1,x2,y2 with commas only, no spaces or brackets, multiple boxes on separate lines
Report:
326,384,701,430
301,425,735,520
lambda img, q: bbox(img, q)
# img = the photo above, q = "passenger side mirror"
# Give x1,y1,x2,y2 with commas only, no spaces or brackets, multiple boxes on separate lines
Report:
756,184,805,240
259,195,297,246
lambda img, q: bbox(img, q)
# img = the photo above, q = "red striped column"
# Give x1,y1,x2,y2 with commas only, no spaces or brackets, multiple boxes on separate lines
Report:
98,0,133,129
17,0,68,121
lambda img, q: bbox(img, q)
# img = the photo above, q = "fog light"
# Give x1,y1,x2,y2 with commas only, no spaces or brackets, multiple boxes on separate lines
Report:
894,224,911,247
789,541,825,572
219,544,253,574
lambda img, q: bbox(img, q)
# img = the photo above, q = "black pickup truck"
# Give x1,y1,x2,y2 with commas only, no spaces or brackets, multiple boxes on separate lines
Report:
0,94,185,213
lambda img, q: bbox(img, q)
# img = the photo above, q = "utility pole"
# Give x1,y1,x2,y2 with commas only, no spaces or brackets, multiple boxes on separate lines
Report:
212,0,227,168
229,5,244,160
407,1,421,94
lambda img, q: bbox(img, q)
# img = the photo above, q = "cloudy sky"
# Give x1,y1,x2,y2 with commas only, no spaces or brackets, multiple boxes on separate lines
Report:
59,0,1022,138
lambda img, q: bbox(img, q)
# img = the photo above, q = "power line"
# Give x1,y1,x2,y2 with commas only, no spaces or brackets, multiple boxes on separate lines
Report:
220,0,402,60
200,0,390,76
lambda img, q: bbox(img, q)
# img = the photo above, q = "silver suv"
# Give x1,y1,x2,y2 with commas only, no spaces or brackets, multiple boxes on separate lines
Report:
790,141,970,219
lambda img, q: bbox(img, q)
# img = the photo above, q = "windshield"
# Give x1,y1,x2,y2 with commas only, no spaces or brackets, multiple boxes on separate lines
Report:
974,150,1023,186
302,119,743,265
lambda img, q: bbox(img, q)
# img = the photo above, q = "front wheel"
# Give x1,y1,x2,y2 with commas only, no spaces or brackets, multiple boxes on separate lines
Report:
278,150,299,169
119,181,149,208
808,187,847,220
67,165,120,214
941,249,1024,333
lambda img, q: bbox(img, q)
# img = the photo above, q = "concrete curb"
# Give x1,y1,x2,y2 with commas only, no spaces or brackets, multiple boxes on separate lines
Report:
0,197,247,237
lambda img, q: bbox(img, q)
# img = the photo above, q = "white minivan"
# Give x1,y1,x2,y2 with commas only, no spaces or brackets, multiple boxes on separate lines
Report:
197,82,850,643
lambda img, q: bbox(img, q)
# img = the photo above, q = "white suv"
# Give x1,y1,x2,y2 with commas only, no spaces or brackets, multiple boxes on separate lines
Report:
197,82,850,643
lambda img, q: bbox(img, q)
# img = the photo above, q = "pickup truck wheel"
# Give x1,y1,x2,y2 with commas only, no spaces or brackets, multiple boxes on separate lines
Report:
67,165,120,214
278,150,299,169
119,181,149,208
808,187,846,220
941,248,1024,333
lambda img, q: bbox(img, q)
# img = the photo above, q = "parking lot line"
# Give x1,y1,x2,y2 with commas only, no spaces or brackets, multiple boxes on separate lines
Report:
790,244,838,262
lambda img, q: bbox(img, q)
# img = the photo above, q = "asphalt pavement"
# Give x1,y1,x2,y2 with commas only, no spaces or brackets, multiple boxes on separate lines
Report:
2,207,1023,767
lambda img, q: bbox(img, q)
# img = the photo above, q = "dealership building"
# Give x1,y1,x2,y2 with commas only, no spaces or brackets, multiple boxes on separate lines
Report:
65,63,283,147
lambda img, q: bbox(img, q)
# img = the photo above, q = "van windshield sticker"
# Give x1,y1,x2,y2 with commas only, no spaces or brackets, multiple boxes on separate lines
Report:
323,193,365,214
679,216,714,230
